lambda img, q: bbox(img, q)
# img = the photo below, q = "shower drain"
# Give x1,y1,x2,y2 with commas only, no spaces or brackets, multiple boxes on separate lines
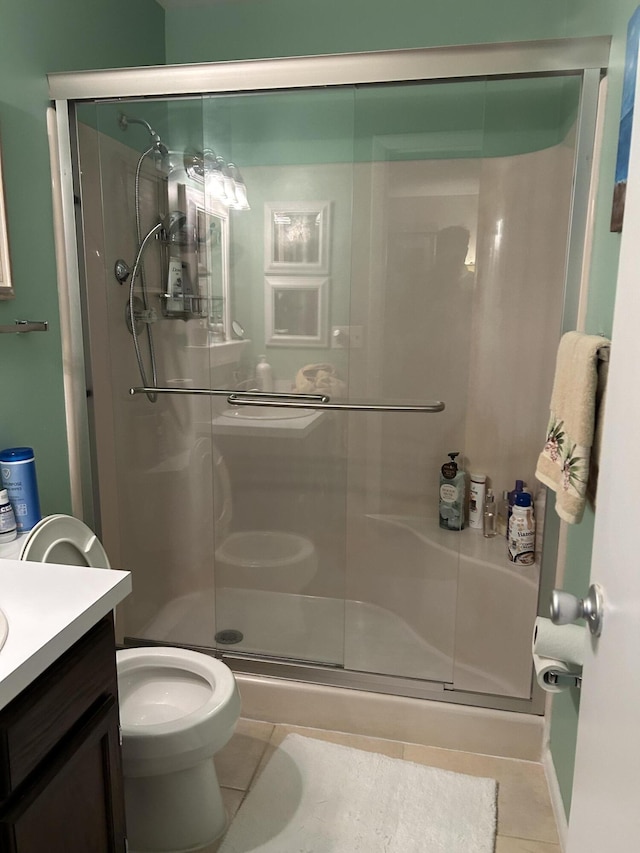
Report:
215,629,244,645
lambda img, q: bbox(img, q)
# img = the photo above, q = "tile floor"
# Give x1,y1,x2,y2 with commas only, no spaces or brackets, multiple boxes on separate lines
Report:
204,718,561,853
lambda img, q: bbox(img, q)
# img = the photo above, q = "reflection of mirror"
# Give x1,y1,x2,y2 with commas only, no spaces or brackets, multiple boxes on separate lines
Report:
167,181,230,335
191,190,229,336
265,276,328,347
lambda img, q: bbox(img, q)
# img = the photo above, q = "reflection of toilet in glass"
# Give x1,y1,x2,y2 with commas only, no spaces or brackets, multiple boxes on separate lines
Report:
0,514,241,853
209,441,318,593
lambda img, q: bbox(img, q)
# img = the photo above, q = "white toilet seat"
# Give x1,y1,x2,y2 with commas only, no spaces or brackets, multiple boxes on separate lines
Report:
117,647,241,777
18,514,111,567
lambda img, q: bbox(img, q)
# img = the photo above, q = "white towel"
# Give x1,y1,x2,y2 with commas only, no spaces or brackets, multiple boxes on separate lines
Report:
535,331,610,524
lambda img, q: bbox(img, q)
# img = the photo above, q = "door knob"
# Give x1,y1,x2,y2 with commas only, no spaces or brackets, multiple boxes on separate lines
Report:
550,584,604,637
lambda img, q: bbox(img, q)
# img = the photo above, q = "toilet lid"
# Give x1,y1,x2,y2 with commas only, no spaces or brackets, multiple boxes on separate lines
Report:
19,514,111,568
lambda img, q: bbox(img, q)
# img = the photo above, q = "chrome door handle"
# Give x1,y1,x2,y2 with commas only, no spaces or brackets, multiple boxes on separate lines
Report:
550,584,604,637
226,394,445,413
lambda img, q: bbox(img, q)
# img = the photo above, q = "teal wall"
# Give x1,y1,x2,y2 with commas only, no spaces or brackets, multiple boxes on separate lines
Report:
164,0,571,61
0,0,165,516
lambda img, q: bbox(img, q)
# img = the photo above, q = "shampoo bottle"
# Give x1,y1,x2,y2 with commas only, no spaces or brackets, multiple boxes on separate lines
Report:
439,452,465,531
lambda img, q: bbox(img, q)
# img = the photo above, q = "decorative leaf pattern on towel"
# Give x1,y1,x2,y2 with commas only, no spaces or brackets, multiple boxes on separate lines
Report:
561,443,586,494
544,417,565,462
543,417,587,496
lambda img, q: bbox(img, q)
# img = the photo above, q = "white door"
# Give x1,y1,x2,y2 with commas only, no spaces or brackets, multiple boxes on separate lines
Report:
566,77,640,851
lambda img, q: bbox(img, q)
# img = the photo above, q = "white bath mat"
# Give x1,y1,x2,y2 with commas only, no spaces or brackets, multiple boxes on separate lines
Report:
219,733,497,852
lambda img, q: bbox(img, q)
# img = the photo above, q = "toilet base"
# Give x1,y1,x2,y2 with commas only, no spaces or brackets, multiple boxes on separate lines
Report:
124,759,227,852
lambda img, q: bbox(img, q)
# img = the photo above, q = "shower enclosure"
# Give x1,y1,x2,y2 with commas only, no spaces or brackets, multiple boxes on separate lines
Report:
49,38,609,712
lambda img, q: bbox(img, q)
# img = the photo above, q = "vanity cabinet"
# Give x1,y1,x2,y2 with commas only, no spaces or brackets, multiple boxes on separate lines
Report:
0,615,126,852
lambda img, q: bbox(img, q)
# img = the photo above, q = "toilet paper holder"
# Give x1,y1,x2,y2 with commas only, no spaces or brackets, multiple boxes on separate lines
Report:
545,670,582,689
550,583,604,637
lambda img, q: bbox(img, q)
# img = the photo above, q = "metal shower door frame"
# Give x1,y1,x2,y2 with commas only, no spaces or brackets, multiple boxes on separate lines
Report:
48,37,609,711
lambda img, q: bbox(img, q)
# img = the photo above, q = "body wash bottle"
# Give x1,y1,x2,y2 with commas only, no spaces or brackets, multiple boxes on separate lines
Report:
439,452,465,531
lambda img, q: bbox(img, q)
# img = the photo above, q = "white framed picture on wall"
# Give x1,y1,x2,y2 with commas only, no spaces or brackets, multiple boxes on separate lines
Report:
264,276,329,347
264,201,331,274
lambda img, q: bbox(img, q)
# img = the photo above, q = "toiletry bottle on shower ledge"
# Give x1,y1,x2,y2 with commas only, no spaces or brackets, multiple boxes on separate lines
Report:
507,479,526,538
483,489,497,538
439,452,465,531
508,492,536,565
469,472,486,529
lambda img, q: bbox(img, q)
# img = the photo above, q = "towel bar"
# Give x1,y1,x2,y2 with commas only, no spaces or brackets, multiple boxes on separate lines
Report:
0,320,48,334
129,386,445,412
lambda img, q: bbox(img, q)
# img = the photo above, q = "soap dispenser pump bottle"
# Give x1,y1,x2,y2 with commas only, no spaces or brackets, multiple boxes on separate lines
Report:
256,355,274,392
439,452,465,531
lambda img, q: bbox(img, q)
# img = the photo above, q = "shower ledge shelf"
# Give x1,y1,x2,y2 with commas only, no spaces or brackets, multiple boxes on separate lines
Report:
185,338,249,367
366,514,539,586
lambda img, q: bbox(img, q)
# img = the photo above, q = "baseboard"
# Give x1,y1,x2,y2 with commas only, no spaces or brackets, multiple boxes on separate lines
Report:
542,746,569,851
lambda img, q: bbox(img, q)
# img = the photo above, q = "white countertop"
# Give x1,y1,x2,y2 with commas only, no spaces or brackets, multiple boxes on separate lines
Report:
0,558,131,712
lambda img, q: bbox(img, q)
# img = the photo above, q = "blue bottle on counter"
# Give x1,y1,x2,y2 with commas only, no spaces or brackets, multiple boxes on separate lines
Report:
0,447,42,532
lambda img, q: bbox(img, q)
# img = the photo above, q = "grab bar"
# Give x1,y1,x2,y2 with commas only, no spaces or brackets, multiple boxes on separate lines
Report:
226,394,445,413
129,387,329,402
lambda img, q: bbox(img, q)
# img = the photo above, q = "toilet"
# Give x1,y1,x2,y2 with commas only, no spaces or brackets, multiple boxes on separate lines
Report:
209,440,318,593
0,513,241,852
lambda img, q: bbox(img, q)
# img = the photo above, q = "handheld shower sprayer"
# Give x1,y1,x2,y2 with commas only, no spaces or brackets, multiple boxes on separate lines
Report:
115,211,188,285
118,112,169,157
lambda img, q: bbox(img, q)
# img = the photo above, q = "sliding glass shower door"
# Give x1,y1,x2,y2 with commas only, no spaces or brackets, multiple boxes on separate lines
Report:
73,62,585,700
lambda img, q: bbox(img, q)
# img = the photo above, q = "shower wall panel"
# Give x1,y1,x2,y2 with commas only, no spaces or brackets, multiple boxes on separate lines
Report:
78,123,224,644
344,138,574,696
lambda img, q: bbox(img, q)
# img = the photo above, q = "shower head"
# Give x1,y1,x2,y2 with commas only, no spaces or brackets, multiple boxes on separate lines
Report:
163,210,187,238
118,112,169,157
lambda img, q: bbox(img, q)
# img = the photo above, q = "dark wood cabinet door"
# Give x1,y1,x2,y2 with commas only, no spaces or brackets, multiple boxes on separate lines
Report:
0,696,126,853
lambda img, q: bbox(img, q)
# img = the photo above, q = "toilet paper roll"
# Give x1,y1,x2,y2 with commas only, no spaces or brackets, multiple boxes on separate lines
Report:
533,653,574,693
532,616,586,666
